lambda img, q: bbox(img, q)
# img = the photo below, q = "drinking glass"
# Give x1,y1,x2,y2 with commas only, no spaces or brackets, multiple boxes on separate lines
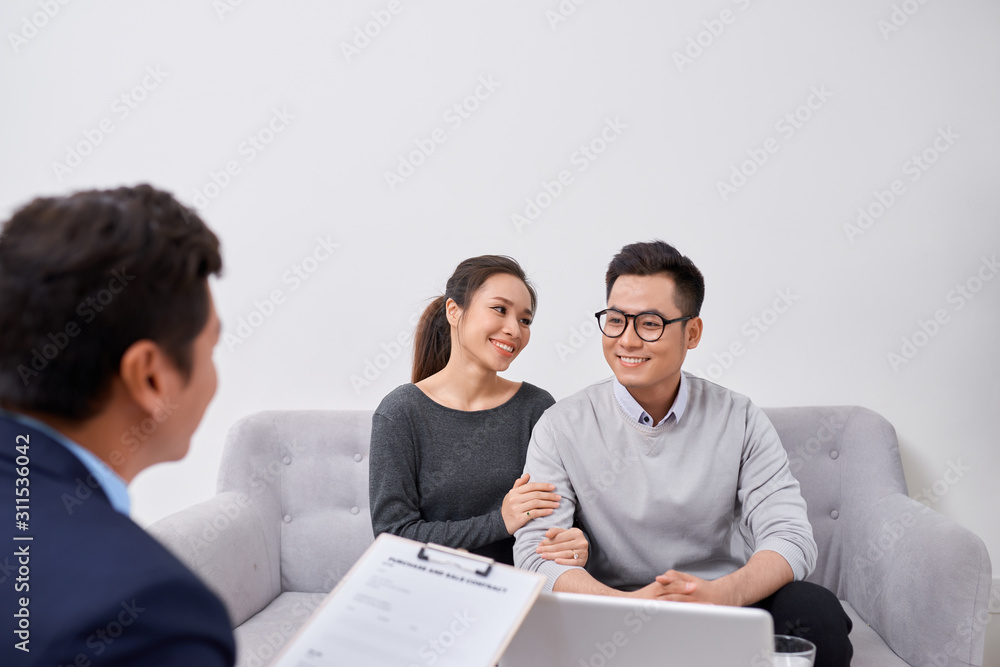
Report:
773,634,816,667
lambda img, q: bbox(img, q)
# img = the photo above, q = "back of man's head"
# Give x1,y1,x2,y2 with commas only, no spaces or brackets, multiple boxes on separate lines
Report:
0,184,222,421
605,240,705,316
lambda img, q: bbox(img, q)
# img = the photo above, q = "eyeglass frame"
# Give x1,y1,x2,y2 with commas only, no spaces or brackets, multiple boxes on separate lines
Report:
593,308,694,342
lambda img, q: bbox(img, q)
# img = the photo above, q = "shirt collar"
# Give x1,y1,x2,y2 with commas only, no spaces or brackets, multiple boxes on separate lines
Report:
1,409,131,516
612,372,689,428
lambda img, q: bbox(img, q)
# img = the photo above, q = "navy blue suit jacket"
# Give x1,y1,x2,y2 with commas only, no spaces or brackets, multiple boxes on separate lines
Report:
0,414,235,666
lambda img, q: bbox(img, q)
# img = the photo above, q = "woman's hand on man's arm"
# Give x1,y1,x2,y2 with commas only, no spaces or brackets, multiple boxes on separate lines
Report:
501,473,561,535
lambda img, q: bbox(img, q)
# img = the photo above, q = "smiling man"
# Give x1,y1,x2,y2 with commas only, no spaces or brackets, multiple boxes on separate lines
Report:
514,241,852,667
0,185,234,666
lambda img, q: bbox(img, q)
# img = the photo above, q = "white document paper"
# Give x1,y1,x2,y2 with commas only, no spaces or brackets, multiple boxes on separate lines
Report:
273,534,545,667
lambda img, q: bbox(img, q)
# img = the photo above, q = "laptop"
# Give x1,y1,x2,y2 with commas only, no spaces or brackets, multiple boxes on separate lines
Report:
499,592,774,667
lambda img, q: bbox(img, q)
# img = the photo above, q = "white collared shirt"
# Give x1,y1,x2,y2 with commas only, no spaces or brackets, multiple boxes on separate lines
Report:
611,370,689,427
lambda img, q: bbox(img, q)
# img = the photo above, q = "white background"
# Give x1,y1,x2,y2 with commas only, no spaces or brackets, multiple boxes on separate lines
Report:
2,0,998,660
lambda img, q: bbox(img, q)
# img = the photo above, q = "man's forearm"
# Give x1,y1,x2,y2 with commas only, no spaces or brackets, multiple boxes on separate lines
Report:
718,550,794,607
552,568,631,597
554,551,793,605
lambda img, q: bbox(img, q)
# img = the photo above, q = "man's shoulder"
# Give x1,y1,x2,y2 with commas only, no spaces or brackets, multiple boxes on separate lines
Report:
0,419,234,665
683,371,756,413
0,414,221,592
682,373,776,442
28,502,233,662
538,378,613,423
13,447,215,589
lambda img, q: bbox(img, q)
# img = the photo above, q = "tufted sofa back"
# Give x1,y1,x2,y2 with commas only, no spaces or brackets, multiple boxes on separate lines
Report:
217,410,375,595
762,406,907,598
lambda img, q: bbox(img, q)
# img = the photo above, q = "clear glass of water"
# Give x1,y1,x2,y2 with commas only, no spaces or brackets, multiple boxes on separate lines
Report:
773,635,816,667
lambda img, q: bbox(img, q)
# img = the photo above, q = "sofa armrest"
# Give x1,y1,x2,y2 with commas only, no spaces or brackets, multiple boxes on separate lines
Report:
843,492,991,666
148,491,282,627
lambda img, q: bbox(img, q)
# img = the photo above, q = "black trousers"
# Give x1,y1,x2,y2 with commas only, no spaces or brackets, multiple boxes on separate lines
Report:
750,581,854,667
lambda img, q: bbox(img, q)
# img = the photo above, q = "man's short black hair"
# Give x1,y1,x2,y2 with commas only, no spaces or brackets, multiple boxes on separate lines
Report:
605,240,705,316
0,184,222,420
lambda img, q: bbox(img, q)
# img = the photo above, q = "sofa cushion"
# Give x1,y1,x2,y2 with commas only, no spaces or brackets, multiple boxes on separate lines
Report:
234,591,327,667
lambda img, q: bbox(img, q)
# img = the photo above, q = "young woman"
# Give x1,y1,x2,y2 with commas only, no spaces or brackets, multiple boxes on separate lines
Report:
368,255,589,566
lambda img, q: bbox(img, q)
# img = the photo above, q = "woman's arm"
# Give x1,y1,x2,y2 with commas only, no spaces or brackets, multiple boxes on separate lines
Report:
368,411,511,550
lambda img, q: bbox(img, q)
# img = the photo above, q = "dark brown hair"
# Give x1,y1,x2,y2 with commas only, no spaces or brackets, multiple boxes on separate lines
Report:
412,255,536,383
0,184,222,420
606,240,705,316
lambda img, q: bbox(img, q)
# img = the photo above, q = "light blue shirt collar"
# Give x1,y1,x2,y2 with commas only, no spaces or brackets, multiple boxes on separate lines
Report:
1,409,131,516
612,371,689,427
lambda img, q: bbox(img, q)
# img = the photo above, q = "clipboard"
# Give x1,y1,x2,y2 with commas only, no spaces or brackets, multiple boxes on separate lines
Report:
272,533,545,667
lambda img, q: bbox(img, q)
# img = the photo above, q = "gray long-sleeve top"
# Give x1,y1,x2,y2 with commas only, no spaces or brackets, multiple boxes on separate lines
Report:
514,374,817,592
369,382,555,565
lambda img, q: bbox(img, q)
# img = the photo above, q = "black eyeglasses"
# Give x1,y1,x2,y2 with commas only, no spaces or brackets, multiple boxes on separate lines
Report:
594,308,693,342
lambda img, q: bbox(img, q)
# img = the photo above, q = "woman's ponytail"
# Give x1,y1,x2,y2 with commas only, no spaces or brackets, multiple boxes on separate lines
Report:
411,296,451,383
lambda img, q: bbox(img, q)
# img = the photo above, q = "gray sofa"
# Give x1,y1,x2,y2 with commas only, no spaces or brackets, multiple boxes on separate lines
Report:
148,406,992,666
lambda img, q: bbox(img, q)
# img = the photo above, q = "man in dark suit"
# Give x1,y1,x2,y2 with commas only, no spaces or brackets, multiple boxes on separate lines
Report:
0,184,235,665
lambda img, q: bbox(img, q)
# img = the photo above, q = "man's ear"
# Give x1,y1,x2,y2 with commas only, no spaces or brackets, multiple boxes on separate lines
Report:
118,340,176,417
685,317,703,350
445,298,462,328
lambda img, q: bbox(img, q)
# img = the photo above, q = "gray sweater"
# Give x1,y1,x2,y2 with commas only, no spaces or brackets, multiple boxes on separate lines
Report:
513,374,817,592
369,382,555,565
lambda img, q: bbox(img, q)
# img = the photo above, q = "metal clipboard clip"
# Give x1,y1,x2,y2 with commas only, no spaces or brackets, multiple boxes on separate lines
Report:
417,543,494,577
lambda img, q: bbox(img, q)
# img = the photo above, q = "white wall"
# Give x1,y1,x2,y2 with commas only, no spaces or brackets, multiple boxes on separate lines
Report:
3,0,998,658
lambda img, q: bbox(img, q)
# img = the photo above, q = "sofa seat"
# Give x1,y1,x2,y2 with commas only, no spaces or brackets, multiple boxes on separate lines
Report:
841,601,909,667
233,592,327,667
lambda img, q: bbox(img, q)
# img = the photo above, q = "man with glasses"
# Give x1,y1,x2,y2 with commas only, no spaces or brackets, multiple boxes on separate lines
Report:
513,241,852,666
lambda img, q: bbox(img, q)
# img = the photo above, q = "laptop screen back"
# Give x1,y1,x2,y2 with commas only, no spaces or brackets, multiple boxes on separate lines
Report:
499,592,774,667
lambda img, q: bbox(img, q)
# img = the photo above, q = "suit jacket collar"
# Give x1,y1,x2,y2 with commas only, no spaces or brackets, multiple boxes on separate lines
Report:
0,411,116,509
